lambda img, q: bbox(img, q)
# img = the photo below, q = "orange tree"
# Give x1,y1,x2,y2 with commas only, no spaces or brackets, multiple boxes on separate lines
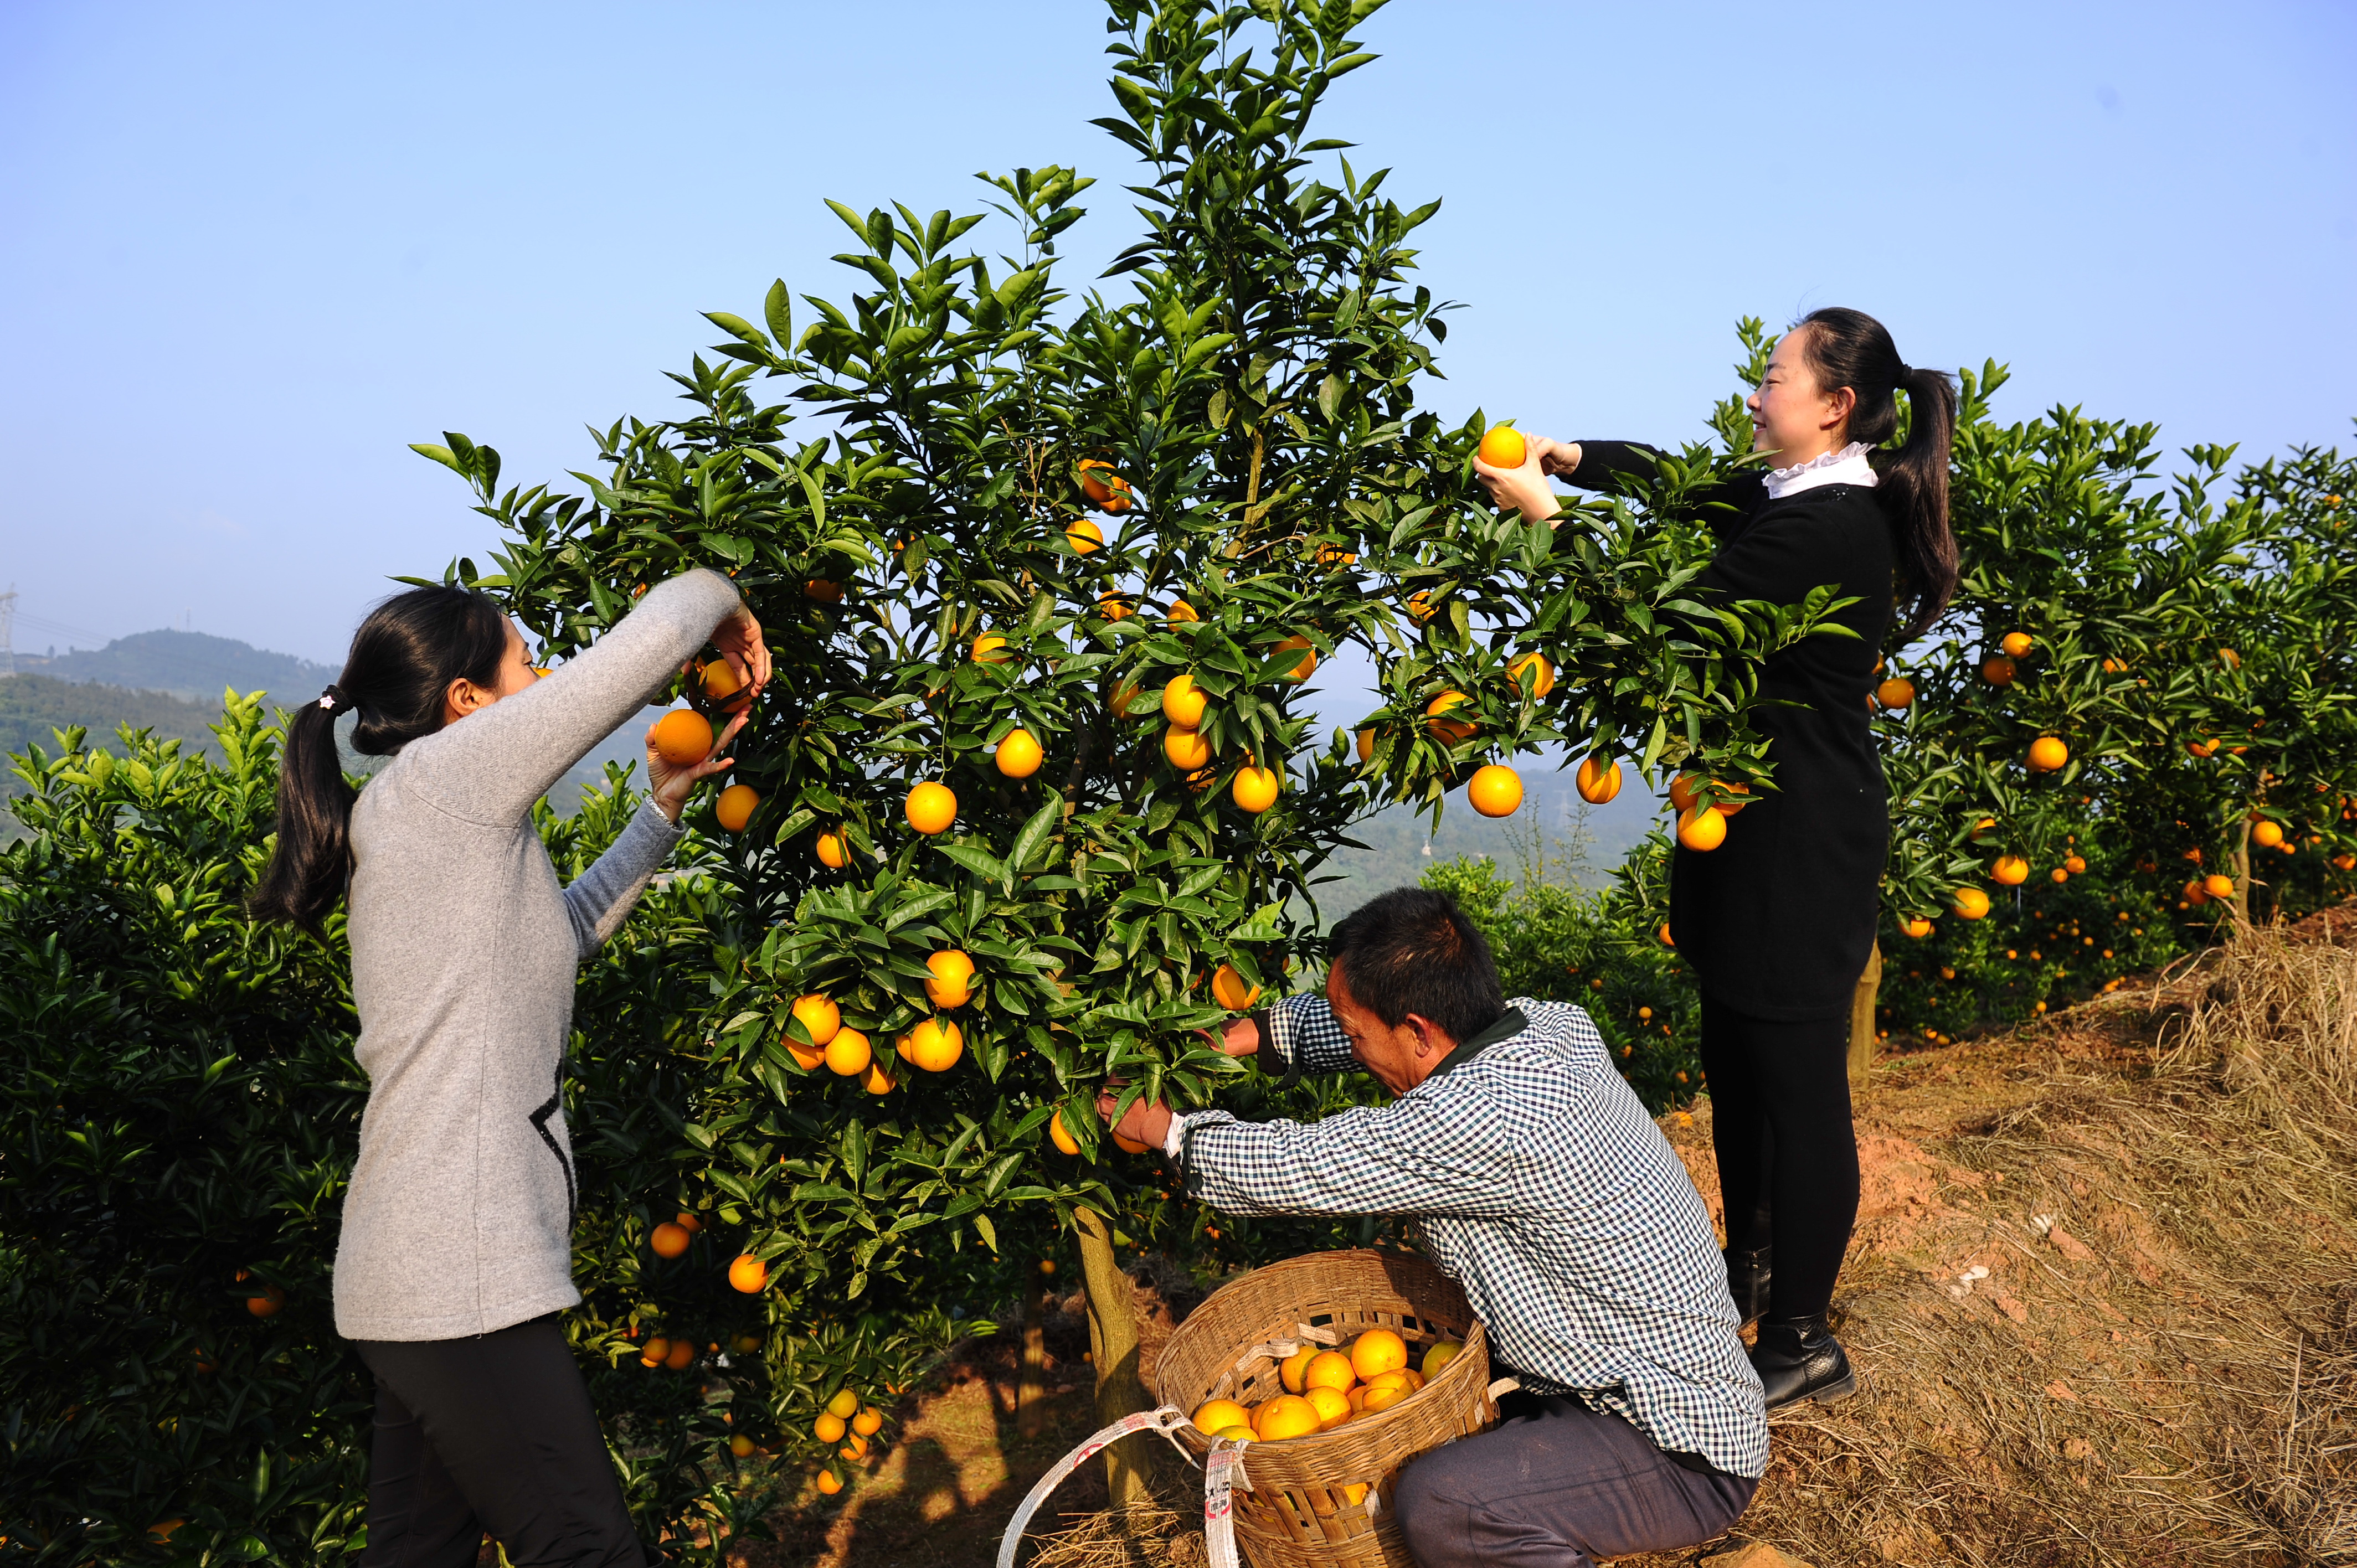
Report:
413,0,1846,1510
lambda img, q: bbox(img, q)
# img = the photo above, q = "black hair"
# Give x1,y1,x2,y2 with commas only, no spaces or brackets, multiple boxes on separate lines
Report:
250,585,511,933
1793,306,1959,642
1326,887,1505,1044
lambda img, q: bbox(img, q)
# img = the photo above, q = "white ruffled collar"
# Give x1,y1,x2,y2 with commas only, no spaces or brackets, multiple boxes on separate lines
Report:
1764,440,1878,499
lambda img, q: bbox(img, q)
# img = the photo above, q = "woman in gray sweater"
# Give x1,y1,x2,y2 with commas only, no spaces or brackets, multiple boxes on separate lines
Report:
254,569,764,1568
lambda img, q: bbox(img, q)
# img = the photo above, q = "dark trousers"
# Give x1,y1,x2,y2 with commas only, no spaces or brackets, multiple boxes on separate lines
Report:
1696,996,1861,1319
352,1314,651,1568
1393,1393,1757,1567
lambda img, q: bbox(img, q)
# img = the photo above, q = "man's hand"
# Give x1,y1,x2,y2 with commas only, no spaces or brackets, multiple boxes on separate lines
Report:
1097,1089,1174,1152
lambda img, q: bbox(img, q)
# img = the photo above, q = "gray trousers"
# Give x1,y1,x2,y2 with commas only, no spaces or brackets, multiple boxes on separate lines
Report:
1392,1392,1758,1568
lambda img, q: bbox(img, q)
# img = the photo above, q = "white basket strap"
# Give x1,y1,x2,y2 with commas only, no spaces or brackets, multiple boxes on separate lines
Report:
1229,1320,1341,1375
1486,1376,1521,1402
1203,1436,1253,1568
994,1405,1194,1568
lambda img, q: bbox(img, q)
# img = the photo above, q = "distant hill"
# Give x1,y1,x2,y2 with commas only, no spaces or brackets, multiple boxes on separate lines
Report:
16,629,336,709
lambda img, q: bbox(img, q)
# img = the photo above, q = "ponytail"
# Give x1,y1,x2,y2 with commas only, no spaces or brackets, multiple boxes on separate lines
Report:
1794,307,1959,642
251,585,510,932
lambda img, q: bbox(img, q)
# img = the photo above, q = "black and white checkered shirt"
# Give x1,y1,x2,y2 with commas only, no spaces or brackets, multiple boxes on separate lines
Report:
1174,994,1768,1478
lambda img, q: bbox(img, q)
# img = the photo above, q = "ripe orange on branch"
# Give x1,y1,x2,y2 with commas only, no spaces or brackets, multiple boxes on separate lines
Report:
994,728,1044,778
1575,754,1622,803
1212,963,1262,1012
905,781,958,834
1468,764,1524,818
824,1028,873,1077
728,1254,768,1294
816,829,851,868
1509,650,1555,698
650,1221,691,1259
1676,805,1726,852
903,1018,965,1072
971,633,1013,665
1272,635,1318,682
1875,677,1916,709
1066,519,1104,554
2000,632,2034,658
1425,690,1476,744
652,710,714,766
1165,726,1212,771
1161,672,1210,727
1980,656,2016,685
1049,1110,1083,1157
714,783,758,832
924,950,975,1009
1232,766,1280,813
1953,887,1993,920
2252,819,2284,848
2204,874,2235,900
792,994,842,1046
2026,736,2069,772
1993,855,2030,886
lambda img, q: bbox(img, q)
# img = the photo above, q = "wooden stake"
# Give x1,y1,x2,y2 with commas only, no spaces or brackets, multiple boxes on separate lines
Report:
1847,938,1882,1088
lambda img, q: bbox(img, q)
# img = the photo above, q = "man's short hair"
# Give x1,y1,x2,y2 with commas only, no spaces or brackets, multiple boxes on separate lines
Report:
1327,888,1505,1043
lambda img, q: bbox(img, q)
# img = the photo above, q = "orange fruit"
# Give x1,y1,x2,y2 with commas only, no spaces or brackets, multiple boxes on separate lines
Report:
994,728,1044,778
1211,963,1261,1012
1406,590,1440,625
2252,819,2284,848
861,1060,895,1095
971,633,1012,665
714,783,758,832
1273,635,1318,682
1676,804,1726,852
650,1221,691,1259
805,579,844,602
1165,726,1212,771
2026,736,2068,772
1303,1350,1356,1394
853,1407,883,1437
905,781,958,834
2050,867,2070,884
1109,676,1142,714
2186,738,2219,758
785,1036,824,1074
792,994,842,1047
1425,690,1476,744
904,1017,965,1072
2184,878,2211,906
2204,873,2235,900
1477,426,1528,468
1658,922,1675,947
1508,650,1556,698
1255,1394,1322,1441
1305,1386,1352,1430
1098,592,1135,622
924,950,975,1009
641,1336,670,1367
2217,647,2240,669
1067,519,1104,554
1232,766,1280,813
666,1339,695,1370
1079,459,1118,503
1981,656,2016,685
816,1469,843,1496
1876,677,1916,710
2064,854,2088,874
1161,672,1210,726
246,1283,285,1318
816,829,851,869
1350,1329,1409,1380
828,1390,861,1419
1668,774,1701,814
700,661,744,703
1902,917,1934,938
148,1521,184,1544
730,1433,757,1457
1212,1423,1256,1442
1049,1111,1082,1156
1576,754,1621,803
2001,631,2033,657
1360,1379,1410,1414
824,1028,872,1077
1422,1340,1463,1378
1112,1131,1151,1154
1192,1398,1253,1434
1468,764,1522,818
1167,599,1200,622
675,1211,701,1232
1355,727,1377,763
1993,855,2029,886
1280,1345,1318,1394
652,710,714,765
1953,887,1992,920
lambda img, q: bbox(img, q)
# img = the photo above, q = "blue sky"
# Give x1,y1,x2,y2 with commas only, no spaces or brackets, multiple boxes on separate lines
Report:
3,0,2352,672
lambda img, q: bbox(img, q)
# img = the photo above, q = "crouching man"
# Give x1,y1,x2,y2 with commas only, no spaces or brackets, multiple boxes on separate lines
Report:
1098,888,1766,1568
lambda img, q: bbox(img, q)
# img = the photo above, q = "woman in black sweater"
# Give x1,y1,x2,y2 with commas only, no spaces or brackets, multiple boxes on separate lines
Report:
1474,307,1958,1409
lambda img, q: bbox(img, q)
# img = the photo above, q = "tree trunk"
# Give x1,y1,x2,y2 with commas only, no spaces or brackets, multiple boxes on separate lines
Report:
1074,1206,1151,1504
1016,1276,1048,1440
1847,939,1882,1089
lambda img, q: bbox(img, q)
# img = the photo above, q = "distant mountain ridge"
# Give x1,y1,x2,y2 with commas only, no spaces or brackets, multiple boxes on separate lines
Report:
16,630,336,708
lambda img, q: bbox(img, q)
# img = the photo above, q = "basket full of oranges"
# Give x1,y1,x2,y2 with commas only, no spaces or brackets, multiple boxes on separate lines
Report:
1154,1249,1502,1568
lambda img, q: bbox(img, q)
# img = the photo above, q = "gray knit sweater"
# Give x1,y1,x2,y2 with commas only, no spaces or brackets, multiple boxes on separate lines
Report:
333,569,743,1342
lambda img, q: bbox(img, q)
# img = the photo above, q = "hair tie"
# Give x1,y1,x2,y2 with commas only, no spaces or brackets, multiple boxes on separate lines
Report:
319,684,352,714
1895,363,1913,380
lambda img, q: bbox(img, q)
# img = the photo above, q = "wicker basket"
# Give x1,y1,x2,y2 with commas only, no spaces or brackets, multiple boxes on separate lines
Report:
1156,1249,1502,1568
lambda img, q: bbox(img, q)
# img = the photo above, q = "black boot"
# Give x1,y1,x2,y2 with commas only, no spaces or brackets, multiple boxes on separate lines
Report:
1723,1245,1772,1331
1750,1313,1856,1409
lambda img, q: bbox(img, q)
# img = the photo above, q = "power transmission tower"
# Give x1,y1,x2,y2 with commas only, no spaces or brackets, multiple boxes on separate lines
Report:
0,585,16,677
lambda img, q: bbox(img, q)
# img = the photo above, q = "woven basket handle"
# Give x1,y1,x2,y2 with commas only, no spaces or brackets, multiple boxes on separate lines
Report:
1487,1376,1521,1402
992,1405,1195,1568
1229,1320,1341,1376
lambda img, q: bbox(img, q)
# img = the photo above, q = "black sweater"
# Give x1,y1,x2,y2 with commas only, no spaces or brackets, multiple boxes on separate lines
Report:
1566,441,1893,1020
